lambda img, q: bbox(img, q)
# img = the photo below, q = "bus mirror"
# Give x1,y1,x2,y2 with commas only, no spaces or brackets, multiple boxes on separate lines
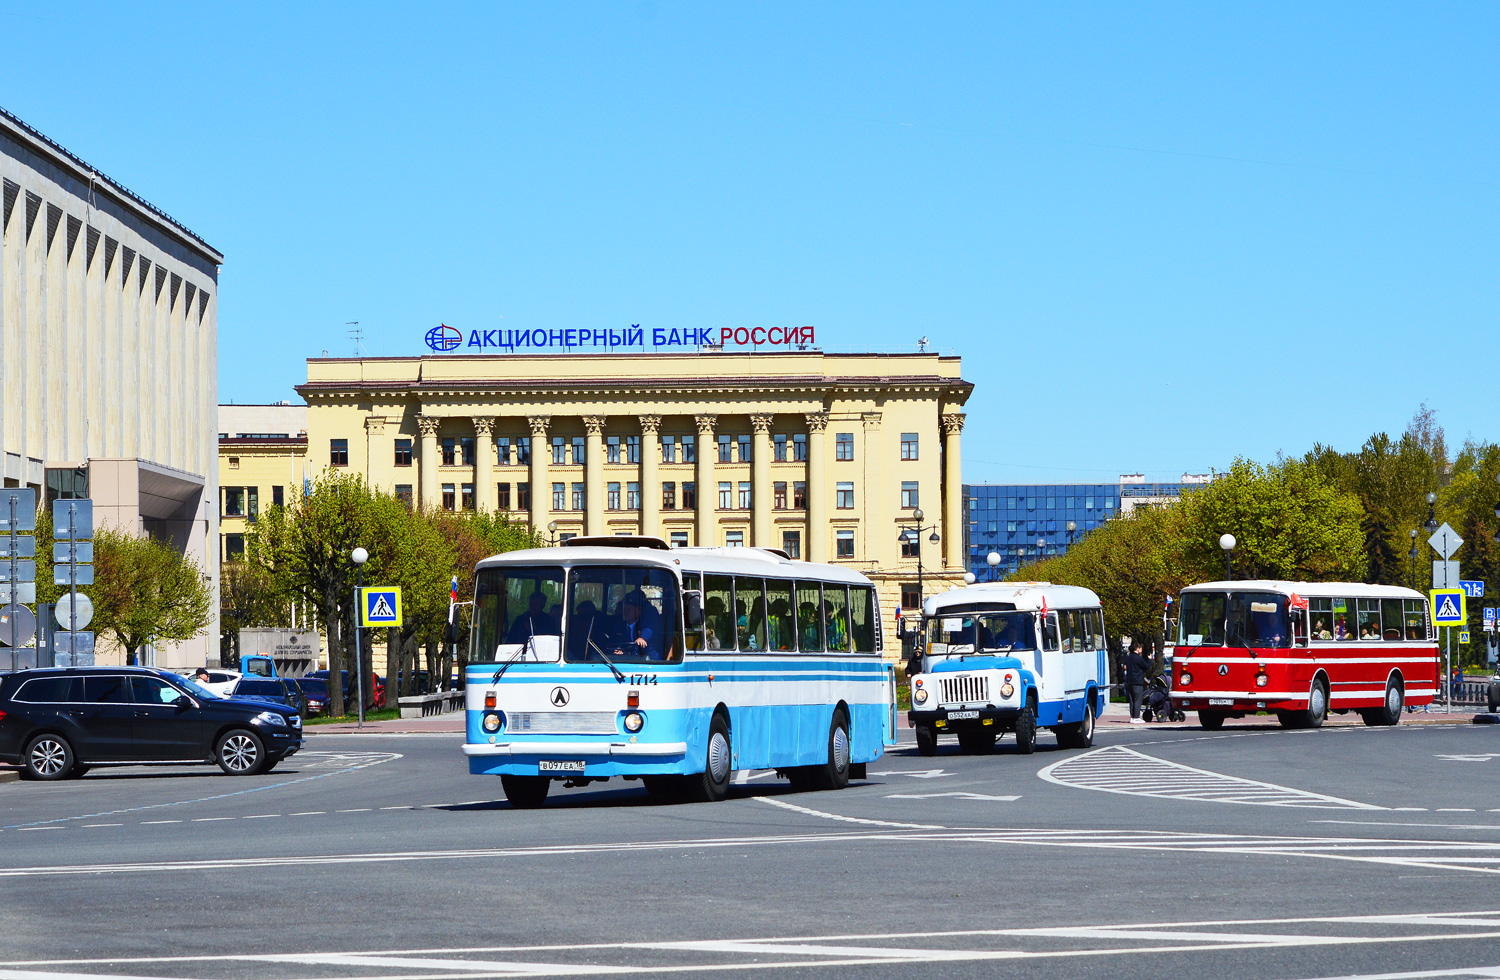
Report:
684,590,705,629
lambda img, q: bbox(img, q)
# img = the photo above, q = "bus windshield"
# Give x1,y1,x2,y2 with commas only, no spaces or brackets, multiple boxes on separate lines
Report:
471,565,566,663
1178,591,1291,649
925,611,1036,656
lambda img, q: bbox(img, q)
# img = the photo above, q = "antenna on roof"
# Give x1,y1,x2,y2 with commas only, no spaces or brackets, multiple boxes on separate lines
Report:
917,336,929,352
347,321,365,357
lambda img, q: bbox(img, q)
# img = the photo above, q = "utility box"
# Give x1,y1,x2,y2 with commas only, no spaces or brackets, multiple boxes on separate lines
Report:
238,628,320,678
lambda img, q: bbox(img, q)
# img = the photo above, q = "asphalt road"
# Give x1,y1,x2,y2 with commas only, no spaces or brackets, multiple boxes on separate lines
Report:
2,717,1499,980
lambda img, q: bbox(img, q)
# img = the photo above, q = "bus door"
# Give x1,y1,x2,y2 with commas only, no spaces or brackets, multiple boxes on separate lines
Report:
882,663,897,746
1036,612,1064,703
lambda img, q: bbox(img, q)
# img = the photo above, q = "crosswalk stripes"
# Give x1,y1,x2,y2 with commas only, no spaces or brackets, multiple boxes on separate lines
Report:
1038,744,1383,809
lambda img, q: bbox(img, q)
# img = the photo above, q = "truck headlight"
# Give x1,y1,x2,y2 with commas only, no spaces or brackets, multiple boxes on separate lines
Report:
482,711,503,733
913,688,928,705
1000,682,1014,699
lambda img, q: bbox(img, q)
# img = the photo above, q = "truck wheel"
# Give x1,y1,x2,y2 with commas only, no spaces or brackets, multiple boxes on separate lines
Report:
915,725,938,756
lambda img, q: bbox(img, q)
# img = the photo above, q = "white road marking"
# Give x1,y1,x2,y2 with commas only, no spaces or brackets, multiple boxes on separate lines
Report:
337,808,373,813
885,792,1021,801
867,768,950,779
242,814,280,819
190,817,233,822
1311,821,1500,832
80,824,121,828
1436,755,1499,762
752,796,944,829
290,811,326,816
139,820,181,825
1039,745,1384,809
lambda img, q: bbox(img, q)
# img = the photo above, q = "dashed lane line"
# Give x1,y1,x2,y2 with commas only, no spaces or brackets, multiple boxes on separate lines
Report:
752,796,944,829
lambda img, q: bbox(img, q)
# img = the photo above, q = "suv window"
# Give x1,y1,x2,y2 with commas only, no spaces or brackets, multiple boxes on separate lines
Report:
85,675,131,703
15,676,83,702
131,676,184,704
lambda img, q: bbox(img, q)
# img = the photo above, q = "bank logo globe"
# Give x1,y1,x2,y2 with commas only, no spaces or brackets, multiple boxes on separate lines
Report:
425,323,463,352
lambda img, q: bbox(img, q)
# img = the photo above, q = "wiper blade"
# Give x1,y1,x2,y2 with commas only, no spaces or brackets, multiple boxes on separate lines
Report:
586,632,628,684
491,635,534,683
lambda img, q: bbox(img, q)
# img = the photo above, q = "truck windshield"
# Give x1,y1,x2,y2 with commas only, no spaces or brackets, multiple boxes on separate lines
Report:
925,611,1036,655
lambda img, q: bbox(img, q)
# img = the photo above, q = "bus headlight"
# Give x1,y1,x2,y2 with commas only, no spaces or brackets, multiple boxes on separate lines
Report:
1256,673,1268,687
1180,672,1193,686
482,711,503,733
1000,682,1015,699
623,711,644,733
913,687,928,705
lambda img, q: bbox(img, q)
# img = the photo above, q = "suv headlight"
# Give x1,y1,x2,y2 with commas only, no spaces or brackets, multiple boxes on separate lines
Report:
254,711,288,728
913,687,928,705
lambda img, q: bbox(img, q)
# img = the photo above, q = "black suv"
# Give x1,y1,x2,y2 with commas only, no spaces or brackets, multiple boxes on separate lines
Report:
0,667,303,780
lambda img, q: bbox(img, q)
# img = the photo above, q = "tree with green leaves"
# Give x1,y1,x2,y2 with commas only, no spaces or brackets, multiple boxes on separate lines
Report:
91,528,213,666
219,562,289,667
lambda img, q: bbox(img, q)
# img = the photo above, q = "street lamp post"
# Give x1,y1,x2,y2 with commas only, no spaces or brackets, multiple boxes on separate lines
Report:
1219,533,1236,581
1066,521,1077,548
986,550,1000,582
351,546,369,727
1408,528,1419,591
897,508,941,610
547,520,559,546
1425,492,1438,532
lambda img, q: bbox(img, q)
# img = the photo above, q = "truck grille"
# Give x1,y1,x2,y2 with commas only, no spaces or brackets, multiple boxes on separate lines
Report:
940,675,988,706
507,711,617,734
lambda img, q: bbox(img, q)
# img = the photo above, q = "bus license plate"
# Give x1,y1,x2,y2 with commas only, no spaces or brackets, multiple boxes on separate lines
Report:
539,760,585,773
1207,698,1235,706
947,710,980,720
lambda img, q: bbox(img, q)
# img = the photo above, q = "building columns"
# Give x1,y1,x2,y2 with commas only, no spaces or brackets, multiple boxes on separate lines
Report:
751,413,774,548
638,415,661,540
416,415,441,511
695,414,717,548
804,412,829,562
527,415,550,535
861,411,883,564
942,413,965,569
583,415,606,536
364,415,387,494
472,416,496,512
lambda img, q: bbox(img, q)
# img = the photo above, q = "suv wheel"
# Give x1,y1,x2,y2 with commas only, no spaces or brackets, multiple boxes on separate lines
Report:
216,730,265,775
23,735,75,781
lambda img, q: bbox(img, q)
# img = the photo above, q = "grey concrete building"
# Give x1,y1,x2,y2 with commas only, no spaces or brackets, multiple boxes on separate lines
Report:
0,106,222,667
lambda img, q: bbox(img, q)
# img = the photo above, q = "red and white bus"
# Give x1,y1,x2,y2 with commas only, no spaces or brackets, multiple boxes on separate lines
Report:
1171,581,1438,729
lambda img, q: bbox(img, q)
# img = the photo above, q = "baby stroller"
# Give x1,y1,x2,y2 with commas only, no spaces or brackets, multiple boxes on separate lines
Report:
1140,676,1184,723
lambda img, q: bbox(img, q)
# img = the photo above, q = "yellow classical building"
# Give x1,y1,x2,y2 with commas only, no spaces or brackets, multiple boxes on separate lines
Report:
216,404,308,560
295,350,970,655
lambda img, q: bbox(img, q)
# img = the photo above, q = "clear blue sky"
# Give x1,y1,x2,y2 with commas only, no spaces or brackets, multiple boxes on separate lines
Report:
3,2,1494,483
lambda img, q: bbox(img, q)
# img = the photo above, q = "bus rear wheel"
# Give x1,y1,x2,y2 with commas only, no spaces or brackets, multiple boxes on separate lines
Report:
501,775,550,809
1056,700,1096,749
1361,677,1403,727
811,707,852,790
685,713,732,803
915,725,938,756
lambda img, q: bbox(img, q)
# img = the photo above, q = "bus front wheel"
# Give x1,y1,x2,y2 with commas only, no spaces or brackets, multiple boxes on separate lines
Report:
915,725,938,757
501,775,550,809
1013,704,1037,755
1198,710,1225,730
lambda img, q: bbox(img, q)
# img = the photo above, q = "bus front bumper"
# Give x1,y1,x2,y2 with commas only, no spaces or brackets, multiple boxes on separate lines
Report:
462,741,689,757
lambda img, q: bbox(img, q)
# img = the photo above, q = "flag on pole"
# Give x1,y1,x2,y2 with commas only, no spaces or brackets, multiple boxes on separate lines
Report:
450,575,459,603
1165,594,1174,611
1288,593,1308,611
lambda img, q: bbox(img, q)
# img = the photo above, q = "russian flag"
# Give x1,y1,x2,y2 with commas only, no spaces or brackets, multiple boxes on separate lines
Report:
450,575,459,603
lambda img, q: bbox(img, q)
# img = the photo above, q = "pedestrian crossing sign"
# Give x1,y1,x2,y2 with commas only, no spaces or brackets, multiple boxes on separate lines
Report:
1459,630,1471,644
1430,588,1466,627
361,587,402,627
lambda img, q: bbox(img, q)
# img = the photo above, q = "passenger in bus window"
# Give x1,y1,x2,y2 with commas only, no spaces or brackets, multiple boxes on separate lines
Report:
1334,617,1350,640
798,601,821,650
507,592,559,642
1313,617,1332,640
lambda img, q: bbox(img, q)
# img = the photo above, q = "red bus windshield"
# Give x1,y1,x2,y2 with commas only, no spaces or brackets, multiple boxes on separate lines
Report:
1179,591,1291,649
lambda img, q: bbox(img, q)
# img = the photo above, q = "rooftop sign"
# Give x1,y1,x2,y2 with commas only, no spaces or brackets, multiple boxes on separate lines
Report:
424,323,817,354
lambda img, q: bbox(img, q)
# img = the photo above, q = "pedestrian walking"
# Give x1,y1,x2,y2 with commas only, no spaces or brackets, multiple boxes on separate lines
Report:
1124,640,1152,725
1451,666,1463,703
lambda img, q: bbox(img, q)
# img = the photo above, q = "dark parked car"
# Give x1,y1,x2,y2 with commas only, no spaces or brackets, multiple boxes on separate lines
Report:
230,676,306,715
307,670,386,709
0,667,302,780
293,677,330,717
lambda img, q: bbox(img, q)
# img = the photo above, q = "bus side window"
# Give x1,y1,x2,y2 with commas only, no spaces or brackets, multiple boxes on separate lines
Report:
1092,610,1106,652
796,582,824,652
735,577,768,652
1059,611,1073,653
850,586,877,653
1309,598,1333,641
824,585,851,652
704,575,734,651
1041,613,1059,652
765,579,795,652
1403,599,1428,640
1380,599,1403,641
681,572,703,651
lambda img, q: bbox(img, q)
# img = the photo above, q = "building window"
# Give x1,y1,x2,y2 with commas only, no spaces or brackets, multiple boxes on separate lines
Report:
670,531,689,548
442,437,457,466
726,530,744,547
272,485,284,508
553,482,566,511
773,482,787,510
901,481,919,509
662,482,676,509
394,439,413,466
442,484,456,511
461,483,474,510
625,435,640,464
223,487,245,517
738,482,752,509
552,437,565,464
682,481,696,509
901,533,918,558
608,482,621,510
497,483,511,510
461,437,475,466
793,481,807,509
626,482,640,510
558,532,576,543
682,438,695,463
793,433,807,461
227,456,239,470
247,487,259,520
516,438,530,464
496,437,510,465
718,435,732,463
901,583,920,610
224,533,245,561
572,437,586,465
718,482,733,509
662,435,677,463
330,439,349,467
901,433,919,460
737,434,752,463
774,434,788,461
782,530,801,559
836,529,855,558
517,482,531,511
836,481,854,509
395,485,413,508
1046,495,1056,510
572,483,586,510
835,433,854,461
607,435,621,464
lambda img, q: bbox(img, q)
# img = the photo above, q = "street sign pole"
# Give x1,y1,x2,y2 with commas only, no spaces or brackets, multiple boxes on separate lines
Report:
354,575,364,728
68,502,78,664
7,494,15,672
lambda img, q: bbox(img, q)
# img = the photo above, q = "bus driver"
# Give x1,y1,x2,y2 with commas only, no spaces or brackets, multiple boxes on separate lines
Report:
613,591,661,660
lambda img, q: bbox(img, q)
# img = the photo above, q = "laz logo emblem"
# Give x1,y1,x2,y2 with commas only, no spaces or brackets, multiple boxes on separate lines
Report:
549,686,569,707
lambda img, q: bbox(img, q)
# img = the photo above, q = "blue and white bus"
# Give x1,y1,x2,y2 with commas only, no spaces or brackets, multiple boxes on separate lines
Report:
906,583,1109,755
462,537,897,807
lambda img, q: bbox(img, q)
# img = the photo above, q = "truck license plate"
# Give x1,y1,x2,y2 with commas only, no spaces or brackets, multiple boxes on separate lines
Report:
947,710,980,720
539,760,585,772
1207,698,1234,706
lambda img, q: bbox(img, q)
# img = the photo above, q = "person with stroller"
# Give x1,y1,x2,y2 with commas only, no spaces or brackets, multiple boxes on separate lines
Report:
1124,640,1153,725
